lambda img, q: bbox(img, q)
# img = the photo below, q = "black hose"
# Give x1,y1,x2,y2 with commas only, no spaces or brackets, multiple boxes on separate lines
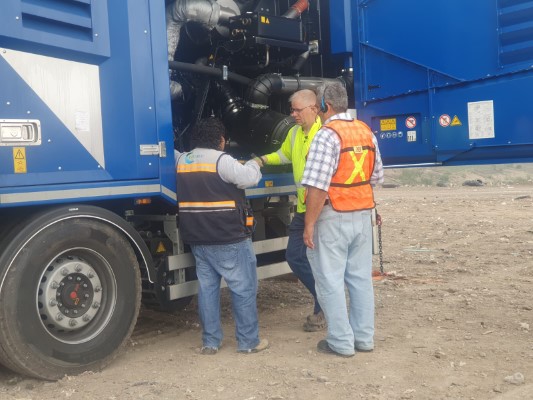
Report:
168,61,252,86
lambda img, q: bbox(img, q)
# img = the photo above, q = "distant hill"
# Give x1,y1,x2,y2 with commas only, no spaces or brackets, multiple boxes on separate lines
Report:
383,163,533,187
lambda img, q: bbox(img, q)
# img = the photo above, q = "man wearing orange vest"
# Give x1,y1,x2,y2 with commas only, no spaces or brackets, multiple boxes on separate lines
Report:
302,82,384,357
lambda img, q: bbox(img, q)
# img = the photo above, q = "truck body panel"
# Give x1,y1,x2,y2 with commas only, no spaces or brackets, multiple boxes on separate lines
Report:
340,0,533,166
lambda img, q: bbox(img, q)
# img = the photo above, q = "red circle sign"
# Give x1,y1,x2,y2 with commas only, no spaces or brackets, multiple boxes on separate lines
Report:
405,116,416,129
439,114,451,127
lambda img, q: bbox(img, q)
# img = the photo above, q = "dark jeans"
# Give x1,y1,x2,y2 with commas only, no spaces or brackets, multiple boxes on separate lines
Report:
286,212,321,315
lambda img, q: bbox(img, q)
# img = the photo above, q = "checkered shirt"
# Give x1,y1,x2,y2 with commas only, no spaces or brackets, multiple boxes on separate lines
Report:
301,113,384,191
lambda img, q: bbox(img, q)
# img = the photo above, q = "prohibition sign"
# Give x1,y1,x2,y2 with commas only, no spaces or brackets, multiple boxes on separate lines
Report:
439,114,451,127
405,116,416,129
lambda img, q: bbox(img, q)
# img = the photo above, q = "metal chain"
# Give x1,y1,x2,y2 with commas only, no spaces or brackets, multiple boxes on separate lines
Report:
378,222,384,275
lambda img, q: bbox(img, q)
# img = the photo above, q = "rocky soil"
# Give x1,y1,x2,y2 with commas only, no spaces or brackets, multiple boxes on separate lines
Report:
0,184,532,400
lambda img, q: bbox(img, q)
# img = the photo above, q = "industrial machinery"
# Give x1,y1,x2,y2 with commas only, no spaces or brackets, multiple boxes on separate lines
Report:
1,0,532,379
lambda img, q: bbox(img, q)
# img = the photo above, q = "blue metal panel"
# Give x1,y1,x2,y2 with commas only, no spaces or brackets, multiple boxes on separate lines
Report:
0,0,176,206
0,0,110,61
349,0,533,166
329,0,353,54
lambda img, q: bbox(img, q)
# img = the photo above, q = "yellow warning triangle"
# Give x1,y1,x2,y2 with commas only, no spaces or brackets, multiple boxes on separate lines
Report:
15,150,25,159
156,242,166,253
451,115,462,126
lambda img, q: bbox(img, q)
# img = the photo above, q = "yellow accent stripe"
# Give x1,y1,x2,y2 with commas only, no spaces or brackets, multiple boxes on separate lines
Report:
177,163,217,173
345,149,368,184
179,200,236,208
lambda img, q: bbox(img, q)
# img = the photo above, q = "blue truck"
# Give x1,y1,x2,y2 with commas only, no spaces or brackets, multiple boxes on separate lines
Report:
0,0,532,379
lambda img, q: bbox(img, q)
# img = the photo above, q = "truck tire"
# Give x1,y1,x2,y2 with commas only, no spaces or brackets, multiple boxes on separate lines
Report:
0,207,141,380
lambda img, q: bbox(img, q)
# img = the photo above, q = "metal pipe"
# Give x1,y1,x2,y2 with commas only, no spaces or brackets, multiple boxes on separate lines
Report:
282,0,309,19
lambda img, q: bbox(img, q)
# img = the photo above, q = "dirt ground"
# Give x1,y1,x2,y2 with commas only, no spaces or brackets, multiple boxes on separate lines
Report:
1,184,532,400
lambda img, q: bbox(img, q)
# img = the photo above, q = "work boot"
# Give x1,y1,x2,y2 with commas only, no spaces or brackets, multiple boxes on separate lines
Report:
237,338,269,354
303,310,327,332
200,346,218,355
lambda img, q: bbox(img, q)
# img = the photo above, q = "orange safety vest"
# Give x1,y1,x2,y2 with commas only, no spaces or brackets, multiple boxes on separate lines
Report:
326,119,376,211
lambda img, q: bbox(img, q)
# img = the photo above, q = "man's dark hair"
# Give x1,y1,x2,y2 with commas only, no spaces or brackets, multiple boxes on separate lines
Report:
189,118,226,150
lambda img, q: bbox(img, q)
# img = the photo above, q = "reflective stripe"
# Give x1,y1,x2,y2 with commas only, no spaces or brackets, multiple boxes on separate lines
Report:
246,216,253,226
179,200,236,208
345,149,369,184
275,149,290,164
177,163,217,173
0,184,161,205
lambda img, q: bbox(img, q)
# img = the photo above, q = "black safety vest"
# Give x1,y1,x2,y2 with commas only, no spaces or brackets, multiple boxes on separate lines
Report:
176,148,252,245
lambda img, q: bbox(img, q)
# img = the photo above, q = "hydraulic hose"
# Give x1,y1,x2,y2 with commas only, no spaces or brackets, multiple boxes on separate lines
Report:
168,61,252,86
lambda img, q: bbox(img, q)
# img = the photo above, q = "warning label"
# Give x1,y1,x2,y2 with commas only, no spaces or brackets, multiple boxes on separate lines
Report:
13,147,27,174
405,116,417,129
451,115,462,126
439,114,451,128
380,118,397,131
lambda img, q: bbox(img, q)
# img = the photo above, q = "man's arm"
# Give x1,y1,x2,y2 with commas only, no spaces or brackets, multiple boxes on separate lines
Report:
258,126,295,166
218,155,262,189
303,187,328,249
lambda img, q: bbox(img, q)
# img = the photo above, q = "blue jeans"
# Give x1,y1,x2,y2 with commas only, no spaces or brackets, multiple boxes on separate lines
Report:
286,212,321,315
191,239,259,351
307,206,374,356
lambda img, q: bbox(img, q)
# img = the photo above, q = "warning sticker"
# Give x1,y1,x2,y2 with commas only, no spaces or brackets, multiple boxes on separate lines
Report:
439,114,451,127
380,118,397,131
451,115,462,126
405,116,417,129
156,242,167,253
260,16,270,24
13,147,27,174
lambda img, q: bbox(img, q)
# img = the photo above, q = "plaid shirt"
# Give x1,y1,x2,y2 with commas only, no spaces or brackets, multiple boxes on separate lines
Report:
301,113,384,191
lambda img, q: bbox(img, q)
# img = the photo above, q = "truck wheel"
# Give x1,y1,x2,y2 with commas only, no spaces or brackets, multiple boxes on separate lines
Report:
0,209,141,380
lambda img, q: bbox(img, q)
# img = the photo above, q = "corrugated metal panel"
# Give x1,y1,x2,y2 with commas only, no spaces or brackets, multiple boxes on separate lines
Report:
20,0,93,40
498,0,533,66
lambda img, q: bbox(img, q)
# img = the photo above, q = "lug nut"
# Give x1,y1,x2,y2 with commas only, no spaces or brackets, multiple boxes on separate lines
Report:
95,286,101,292
82,315,91,322
92,302,100,309
49,299,58,306
56,314,64,321
61,268,69,276
51,281,59,289
88,272,94,278
69,319,77,327
75,264,82,272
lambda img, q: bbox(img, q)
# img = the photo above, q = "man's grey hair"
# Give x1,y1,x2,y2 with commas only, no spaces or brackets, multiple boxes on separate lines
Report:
316,81,348,113
288,89,317,105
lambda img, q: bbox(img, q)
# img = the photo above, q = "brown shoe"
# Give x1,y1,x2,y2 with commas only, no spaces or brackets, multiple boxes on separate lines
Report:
237,338,269,354
303,311,327,332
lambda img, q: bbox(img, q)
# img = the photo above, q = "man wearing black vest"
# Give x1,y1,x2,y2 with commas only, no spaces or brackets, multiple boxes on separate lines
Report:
176,118,269,355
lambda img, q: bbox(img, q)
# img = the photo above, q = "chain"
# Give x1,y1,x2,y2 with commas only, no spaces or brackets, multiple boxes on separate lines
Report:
378,222,384,275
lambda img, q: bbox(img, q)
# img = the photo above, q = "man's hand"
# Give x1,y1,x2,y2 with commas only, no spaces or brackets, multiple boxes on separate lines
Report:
303,225,315,249
252,156,264,168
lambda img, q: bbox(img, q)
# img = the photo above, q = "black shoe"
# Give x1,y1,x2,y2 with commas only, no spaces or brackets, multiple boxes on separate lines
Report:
316,340,354,358
355,347,374,353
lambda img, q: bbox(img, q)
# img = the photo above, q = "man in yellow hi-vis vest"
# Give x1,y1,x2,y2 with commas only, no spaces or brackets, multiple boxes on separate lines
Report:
254,89,325,332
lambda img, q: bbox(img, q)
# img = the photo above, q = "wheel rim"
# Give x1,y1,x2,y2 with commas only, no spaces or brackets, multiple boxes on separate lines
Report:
37,248,117,344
